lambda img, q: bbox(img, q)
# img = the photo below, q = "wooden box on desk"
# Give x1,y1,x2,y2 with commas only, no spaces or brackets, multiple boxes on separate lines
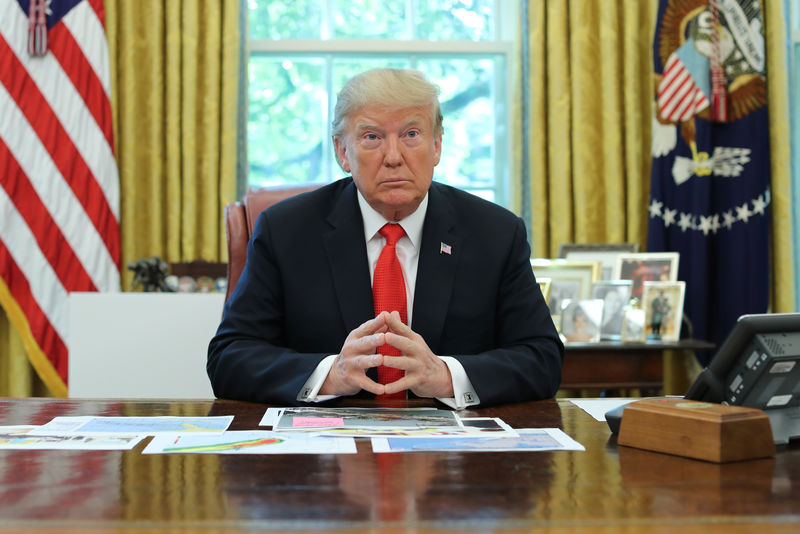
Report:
617,397,775,463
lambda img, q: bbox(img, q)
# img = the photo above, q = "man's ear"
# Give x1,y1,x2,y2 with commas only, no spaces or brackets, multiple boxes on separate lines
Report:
432,134,442,166
333,137,351,172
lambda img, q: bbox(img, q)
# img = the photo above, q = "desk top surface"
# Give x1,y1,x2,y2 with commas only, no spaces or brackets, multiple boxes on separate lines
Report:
0,397,797,534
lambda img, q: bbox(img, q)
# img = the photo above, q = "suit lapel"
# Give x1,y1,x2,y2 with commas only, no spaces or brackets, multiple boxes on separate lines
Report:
413,184,460,352
322,181,374,334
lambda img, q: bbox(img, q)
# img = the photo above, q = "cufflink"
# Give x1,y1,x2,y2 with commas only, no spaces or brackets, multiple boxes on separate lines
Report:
463,392,474,403
301,387,311,399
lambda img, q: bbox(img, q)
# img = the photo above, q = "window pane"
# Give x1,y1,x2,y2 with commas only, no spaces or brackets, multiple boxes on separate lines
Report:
332,0,409,39
417,57,501,200
331,57,411,99
248,58,326,186
415,0,494,41
248,0,323,40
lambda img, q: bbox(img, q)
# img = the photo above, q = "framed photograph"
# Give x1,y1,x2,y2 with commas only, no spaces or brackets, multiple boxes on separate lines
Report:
641,281,686,342
558,243,640,281
537,278,552,305
560,299,603,343
613,252,680,300
530,259,602,322
621,307,646,342
591,280,633,340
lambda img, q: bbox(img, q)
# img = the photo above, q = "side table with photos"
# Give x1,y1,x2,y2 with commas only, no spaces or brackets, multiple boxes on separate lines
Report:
533,250,712,395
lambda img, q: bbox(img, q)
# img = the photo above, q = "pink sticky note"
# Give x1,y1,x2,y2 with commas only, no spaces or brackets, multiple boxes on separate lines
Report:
292,417,345,428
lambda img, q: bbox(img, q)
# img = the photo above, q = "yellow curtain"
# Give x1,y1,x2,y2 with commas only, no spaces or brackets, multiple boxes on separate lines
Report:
0,0,240,397
0,309,49,397
524,1,656,258
106,0,240,289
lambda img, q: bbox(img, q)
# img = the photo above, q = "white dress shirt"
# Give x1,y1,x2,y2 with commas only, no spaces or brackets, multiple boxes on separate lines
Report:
297,190,479,409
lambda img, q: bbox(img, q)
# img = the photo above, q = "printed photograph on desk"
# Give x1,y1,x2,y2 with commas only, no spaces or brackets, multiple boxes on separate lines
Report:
613,252,679,299
310,418,519,438
143,431,357,455
642,281,685,342
560,299,603,343
272,407,460,431
592,280,633,340
371,428,585,453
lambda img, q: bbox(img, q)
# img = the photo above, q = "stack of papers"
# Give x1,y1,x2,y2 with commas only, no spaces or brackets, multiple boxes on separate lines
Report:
0,407,585,454
261,407,583,453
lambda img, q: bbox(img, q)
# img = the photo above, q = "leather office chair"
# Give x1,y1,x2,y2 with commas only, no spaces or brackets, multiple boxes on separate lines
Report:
224,184,321,302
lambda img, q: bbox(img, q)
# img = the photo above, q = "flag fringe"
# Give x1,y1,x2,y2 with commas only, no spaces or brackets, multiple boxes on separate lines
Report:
0,277,68,397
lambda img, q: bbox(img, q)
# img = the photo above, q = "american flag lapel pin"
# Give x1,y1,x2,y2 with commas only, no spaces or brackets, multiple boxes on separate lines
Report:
440,242,452,255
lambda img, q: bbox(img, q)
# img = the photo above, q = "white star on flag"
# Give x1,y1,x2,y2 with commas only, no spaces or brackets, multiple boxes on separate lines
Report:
698,215,714,236
752,194,767,215
678,212,694,232
736,202,752,223
663,208,677,227
649,199,663,218
722,210,736,229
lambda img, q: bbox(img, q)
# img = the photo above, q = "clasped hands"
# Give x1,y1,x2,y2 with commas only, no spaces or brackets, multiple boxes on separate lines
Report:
319,311,454,398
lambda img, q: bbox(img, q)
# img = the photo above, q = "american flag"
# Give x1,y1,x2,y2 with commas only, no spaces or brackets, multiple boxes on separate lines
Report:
0,0,120,396
657,52,710,123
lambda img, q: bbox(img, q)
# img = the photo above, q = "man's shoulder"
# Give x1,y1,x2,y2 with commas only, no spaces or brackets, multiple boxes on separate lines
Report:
430,181,519,224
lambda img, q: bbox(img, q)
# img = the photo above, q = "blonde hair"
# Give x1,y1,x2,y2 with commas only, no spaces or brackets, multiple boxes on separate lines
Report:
331,68,443,140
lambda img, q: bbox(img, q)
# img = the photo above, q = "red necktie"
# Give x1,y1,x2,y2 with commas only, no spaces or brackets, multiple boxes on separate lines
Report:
373,223,407,399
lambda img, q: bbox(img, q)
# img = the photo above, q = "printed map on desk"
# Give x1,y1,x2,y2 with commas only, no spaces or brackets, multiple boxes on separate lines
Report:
29,415,233,436
371,428,585,453
271,407,460,432
143,431,357,455
0,426,145,450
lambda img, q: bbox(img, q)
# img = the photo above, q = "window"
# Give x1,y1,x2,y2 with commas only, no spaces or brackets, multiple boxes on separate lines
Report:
245,0,516,205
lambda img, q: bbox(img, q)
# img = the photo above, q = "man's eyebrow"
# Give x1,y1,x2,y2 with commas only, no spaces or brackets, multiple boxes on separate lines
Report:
402,118,424,128
354,122,381,132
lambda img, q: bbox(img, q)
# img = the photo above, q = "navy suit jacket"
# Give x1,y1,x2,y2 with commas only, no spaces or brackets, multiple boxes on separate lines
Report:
207,178,563,406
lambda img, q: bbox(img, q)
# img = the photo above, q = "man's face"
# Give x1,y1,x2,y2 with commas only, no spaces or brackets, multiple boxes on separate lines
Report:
334,105,442,221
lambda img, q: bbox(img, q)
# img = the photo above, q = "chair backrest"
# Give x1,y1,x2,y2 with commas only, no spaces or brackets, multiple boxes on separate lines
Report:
224,184,321,302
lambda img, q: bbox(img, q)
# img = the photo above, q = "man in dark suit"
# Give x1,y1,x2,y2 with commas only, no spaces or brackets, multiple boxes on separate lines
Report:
207,68,562,408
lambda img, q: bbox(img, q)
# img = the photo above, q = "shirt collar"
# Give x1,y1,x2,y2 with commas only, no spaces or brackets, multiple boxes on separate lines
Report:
357,190,428,250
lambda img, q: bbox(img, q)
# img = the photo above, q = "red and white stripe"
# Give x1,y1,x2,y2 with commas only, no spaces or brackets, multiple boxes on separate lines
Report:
657,53,710,122
0,0,120,394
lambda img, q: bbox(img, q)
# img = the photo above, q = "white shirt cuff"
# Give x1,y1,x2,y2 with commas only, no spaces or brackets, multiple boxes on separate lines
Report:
436,356,480,409
297,354,340,403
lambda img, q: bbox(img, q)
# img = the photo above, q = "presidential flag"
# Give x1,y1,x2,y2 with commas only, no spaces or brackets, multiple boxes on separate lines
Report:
648,0,769,365
0,0,120,395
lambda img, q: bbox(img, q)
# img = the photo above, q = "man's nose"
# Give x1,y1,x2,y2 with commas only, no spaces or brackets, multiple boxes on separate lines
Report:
383,136,403,166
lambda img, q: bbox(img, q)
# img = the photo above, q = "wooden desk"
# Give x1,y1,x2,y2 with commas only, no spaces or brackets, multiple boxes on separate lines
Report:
562,339,715,391
0,397,797,533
